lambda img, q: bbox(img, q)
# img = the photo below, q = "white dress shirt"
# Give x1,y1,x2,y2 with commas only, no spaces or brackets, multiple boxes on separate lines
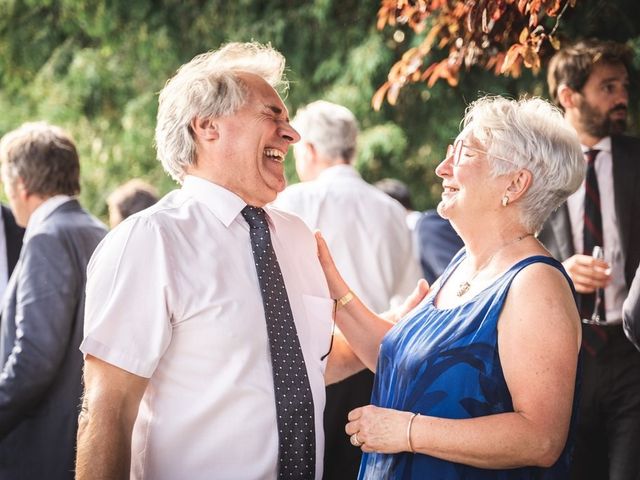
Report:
275,164,421,313
81,175,332,480
567,137,627,322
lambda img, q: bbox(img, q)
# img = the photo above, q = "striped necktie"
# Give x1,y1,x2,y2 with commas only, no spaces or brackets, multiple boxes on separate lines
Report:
580,149,607,354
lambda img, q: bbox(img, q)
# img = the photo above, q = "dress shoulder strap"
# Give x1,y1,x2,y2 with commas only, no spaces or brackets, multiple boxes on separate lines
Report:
497,254,577,300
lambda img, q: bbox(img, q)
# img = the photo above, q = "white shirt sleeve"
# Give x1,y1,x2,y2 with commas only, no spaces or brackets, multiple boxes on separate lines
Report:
81,217,176,378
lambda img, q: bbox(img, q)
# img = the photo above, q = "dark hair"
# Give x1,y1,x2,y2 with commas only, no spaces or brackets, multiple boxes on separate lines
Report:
107,179,159,221
0,122,80,196
374,178,413,210
547,39,632,109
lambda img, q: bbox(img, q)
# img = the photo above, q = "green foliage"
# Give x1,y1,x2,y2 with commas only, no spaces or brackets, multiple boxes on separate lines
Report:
0,0,638,219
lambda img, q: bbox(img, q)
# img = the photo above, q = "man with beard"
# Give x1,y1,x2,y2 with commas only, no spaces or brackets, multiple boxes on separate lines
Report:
540,39,640,480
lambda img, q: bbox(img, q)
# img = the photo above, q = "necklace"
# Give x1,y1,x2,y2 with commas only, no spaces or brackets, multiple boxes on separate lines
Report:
456,233,533,297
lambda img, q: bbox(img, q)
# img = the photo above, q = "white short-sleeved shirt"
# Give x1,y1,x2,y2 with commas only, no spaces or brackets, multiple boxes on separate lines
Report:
81,175,333,480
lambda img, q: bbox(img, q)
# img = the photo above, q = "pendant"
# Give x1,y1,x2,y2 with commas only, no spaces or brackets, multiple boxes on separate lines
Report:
457,281,471,297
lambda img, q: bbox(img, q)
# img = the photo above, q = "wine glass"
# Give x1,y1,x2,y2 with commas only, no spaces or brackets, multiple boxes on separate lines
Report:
581,245,607,325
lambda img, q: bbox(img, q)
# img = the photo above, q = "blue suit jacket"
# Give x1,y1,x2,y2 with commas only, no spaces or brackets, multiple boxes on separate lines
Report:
416,209,464,284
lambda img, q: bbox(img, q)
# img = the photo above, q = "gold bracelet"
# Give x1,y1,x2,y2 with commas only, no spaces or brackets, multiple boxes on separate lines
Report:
335,290,354,310
407,412,419,453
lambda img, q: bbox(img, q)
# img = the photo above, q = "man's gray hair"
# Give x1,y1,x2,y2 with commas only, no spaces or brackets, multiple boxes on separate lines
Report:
462,96,585,233
155,42,288,183
293,100,359,163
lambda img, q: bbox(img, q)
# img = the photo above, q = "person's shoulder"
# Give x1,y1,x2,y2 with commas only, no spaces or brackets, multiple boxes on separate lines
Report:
612,134,640,152
41,200,106,236
510,256,573,299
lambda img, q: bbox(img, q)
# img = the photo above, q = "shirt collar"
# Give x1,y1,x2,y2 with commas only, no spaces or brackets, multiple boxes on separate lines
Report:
181,175,276,229
24,195,73,242
582,137,611,155
316,164,360,181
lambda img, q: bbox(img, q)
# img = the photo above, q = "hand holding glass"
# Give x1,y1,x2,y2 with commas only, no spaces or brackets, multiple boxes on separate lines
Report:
581,246,607,325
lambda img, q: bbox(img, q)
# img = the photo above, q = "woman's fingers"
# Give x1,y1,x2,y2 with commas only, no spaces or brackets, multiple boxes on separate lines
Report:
315,230,349,298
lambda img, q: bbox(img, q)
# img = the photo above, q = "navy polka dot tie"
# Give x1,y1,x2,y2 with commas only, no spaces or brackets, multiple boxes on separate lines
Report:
241,206,316,479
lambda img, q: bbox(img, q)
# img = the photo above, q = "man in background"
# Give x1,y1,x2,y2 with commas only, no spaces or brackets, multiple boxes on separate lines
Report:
275,100,421,479
540,39,640,480
107,178,159,228
0,122,106,479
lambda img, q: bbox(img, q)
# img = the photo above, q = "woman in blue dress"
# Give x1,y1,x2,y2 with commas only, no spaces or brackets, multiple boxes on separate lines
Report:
317,96,587,479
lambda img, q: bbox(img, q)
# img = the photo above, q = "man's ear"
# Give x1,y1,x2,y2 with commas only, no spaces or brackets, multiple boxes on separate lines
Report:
190,117,219,141
15,177,29,200
304,142,317,163
557,84,579,110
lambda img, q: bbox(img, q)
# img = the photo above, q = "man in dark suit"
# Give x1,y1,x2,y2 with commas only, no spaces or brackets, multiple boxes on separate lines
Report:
0,122,107,479
539,39,640,480
0,205,24,300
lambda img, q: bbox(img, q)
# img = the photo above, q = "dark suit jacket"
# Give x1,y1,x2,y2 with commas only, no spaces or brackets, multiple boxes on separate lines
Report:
1,205,24,280
416,209,464,284
538,134,640,299
0,200,106,480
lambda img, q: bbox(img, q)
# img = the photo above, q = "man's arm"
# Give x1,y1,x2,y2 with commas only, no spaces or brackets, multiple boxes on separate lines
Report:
76,355,148,480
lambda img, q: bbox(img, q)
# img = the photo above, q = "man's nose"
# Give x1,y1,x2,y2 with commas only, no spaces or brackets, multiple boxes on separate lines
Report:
280,124,301,144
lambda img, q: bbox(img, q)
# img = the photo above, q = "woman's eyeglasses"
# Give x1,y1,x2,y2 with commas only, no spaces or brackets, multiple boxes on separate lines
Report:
446,139,518,167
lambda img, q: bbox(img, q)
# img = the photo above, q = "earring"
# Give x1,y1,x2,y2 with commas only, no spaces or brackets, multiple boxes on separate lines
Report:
501,195,509,207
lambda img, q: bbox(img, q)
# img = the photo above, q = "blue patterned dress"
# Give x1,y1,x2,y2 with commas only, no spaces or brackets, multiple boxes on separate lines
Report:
359,252,579,479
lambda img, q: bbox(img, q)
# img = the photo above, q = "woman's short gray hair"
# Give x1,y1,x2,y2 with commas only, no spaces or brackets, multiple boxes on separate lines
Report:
155,42,288,183
462,96,585,233
292,100,359,163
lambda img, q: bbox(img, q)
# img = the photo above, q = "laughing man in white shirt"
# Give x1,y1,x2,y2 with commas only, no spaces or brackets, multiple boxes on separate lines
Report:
76,43,375,480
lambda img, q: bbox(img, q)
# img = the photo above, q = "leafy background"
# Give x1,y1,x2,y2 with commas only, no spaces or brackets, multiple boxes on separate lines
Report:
0,0,638,219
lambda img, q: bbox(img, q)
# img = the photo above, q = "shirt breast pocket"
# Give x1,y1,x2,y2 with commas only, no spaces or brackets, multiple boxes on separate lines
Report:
301,294,334,365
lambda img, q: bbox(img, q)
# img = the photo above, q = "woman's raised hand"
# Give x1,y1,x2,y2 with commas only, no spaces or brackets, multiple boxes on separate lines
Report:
315,231,349,299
